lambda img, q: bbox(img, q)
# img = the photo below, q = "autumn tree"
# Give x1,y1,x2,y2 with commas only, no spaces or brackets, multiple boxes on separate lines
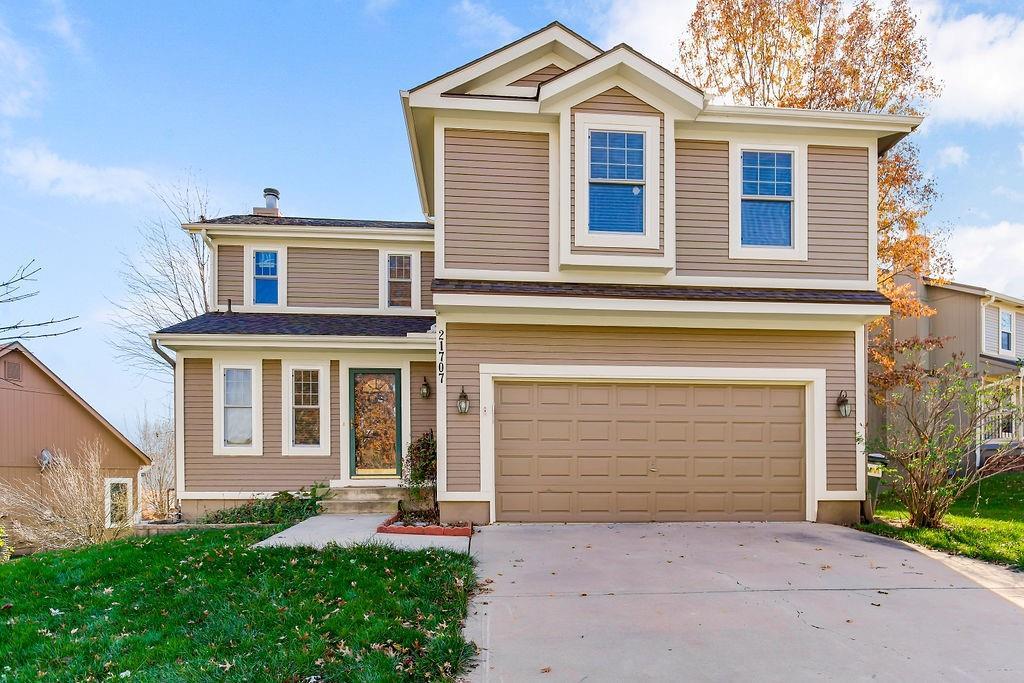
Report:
679,0,950,374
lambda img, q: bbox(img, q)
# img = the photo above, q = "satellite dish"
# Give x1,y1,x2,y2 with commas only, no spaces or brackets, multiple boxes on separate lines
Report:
38,449,54,470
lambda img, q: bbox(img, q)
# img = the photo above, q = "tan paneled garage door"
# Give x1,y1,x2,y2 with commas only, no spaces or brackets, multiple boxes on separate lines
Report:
494,381,806,522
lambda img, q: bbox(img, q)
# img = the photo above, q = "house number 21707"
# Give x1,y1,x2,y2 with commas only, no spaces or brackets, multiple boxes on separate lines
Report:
436,328,445,384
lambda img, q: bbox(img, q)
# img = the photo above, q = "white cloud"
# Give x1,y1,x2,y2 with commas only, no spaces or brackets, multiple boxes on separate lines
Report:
937,144,968,167
949,222,1024,296
0,20,44,117
590,0,696,71
993,185,1024,202
451,0,521,47
44,0,83,54
364,0,398,14
1019,143,1024,166
2,143,152,203
915,0,1024,125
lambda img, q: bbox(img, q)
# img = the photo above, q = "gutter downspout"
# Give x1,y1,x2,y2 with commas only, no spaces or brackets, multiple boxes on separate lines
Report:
151,337,175,369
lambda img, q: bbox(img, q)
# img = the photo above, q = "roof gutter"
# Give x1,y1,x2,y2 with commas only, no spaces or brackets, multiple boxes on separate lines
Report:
151,337,176,369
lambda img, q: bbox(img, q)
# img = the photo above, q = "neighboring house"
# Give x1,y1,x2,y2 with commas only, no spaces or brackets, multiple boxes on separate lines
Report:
0,343,150,528
879,278,1024,461
152,22,924,525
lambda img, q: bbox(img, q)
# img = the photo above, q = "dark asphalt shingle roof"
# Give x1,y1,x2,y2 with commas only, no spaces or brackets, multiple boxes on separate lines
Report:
198,215,432,229
431,279,891,305
157,313,436,337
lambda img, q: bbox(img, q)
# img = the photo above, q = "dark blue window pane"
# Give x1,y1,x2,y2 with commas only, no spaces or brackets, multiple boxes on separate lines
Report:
591,129,644,183
626,165,643,180
589,183,644,234
590,131,607,147
607,131,626,148
591,163,608,179
741,150,793,198
776,153,792,168
254,277,278,304
254,251,277,276
626,133,644,149
776,167,791,182
742,166,758,182
591,147,607,164
607,164,626,180
742,151,758,165
758,167,774,182
626,149,643,165
608,147,626,164
741,200,792,247
742,181,759,195
776,182,791,197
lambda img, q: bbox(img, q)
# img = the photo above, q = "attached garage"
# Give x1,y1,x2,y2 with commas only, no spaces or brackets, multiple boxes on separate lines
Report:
493,381,807,522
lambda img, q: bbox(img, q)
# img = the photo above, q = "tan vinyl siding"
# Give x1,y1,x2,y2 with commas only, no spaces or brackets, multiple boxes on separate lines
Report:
216,245,243,306
410,361,437,441
443,129,550,272
984,305,999,355
1016,316,1024,359
508,63,564,87
675,142,870,279
421,251,434,309
571,87,664,256
182,357,339,492
927,286,982,369
287,247,379,308
444,324,856,493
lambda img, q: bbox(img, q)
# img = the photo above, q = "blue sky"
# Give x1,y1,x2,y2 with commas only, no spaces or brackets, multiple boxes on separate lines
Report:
2,0,1023,440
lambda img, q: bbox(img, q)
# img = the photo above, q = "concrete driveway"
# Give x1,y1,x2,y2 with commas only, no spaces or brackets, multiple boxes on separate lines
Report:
465,523,1024,682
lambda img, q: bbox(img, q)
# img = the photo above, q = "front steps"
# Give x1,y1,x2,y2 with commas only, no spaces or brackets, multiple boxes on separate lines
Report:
321,486,408,515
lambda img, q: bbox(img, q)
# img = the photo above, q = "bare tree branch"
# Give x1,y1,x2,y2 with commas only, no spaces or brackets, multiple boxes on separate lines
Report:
0,260,79,342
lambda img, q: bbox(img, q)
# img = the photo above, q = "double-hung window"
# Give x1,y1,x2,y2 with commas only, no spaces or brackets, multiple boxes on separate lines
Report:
292,369,321,447
104,478,132,528
588,130,645,234
388,254,412,308
223,367,254,447
740,150,794,248
1000,310,1014,354
253,250,279,305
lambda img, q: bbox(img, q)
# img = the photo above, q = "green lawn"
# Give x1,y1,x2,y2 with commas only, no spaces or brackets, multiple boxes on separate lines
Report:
859,472,1024,570
0,527,477,681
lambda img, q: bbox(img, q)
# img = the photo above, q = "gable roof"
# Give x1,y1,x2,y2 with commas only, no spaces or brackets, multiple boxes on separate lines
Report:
926,278,1024,310
0,342,150,465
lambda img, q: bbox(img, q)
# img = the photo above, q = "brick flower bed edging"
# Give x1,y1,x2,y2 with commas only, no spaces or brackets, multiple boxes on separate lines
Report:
376,513,472,537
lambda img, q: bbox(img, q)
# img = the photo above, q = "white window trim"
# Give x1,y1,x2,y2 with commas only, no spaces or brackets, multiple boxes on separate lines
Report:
998,307,1016,358
104,477,133,529
282,360,332,456
243,244,288,310
379,250,420,310
213,359,263,456
573,112,661,250
729,142,808,261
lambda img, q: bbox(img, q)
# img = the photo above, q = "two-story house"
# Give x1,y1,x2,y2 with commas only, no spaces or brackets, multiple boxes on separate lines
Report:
153,22,922,525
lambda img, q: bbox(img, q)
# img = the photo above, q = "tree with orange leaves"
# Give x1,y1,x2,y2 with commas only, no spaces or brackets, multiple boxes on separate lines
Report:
679,0,951,385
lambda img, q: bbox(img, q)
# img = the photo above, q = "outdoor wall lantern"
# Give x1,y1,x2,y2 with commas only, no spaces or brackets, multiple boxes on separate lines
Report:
420,377,431,399
456,386,471,414
836,390,852,418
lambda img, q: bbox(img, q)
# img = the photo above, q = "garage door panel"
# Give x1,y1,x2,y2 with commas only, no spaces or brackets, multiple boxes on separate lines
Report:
494,381,806,522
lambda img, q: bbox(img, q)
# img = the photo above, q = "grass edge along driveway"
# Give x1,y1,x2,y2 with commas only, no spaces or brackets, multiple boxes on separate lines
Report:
0,526,477,682
859,472,1024,571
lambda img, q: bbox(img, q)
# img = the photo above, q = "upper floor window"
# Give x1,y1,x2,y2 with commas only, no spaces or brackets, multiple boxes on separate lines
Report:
741,150,793,247
223,367,253,446
1000,310,1014,353
253,250,279,305
388,254,412,307
589,131,645,234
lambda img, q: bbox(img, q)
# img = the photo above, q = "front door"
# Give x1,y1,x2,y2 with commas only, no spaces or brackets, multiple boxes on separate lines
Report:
350,369,402,477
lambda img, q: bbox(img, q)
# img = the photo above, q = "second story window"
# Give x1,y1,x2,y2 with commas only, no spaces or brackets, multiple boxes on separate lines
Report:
388,254,412,307
741,150,793,248
1000,310,1014,353
588,131,645,234
253,250,279,304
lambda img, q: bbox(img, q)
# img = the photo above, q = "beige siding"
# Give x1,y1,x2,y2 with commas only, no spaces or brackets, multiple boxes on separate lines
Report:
571,87,665,256
675,142,870,279
444,324,857,493
216,245,243,306
928,287,982,369
287,247,379,308
443,129,550,271
508,63,565,87
421,251,434,309
410,360,437,442
182,357,340,492
984,305,999,355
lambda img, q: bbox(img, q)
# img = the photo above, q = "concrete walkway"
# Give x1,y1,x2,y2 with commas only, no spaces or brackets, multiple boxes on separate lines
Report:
253,514,470,552
466,522,1024,682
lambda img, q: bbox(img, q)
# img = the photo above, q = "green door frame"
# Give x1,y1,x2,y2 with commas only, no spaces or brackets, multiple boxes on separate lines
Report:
349,368,403,478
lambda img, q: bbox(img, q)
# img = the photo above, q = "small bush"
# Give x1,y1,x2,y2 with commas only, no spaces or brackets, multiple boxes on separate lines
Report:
200,483,330,524
0,524,11,562
407,430,437,484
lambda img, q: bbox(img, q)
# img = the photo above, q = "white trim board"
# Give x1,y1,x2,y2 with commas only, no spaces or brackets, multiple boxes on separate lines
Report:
436,363,867,523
